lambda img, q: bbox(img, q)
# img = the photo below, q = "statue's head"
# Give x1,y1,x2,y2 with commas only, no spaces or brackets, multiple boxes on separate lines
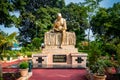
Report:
57,13,62,20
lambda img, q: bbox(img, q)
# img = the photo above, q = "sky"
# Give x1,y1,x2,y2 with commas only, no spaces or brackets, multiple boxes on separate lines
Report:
0,0,120,39
65,0,120,8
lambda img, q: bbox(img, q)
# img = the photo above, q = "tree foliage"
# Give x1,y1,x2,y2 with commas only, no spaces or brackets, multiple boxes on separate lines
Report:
12,0,63,45
0,0,90,51
61,3,88,46
90,2,120,56
0,31,17,54
2,0,118,52
0,0,16,27
13,0,65,11
91,2,120,41
12,0,89,46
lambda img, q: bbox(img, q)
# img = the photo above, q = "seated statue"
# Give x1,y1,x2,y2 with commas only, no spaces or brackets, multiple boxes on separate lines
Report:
53,13,67,48
44,13,76,49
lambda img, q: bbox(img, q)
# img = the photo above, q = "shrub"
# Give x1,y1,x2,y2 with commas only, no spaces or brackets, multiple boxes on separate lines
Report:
19,61,29,69
90,59,107,75
25,52,32,57
32,38,41,50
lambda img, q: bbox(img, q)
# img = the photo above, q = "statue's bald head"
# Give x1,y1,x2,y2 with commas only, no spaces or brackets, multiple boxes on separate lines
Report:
57,13,62,20
57,13,62,17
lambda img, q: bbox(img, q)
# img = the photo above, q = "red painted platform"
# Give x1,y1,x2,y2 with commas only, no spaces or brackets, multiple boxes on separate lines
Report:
29,69,88,80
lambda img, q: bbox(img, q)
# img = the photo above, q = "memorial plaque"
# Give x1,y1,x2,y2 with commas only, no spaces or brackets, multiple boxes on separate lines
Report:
53,55,66,62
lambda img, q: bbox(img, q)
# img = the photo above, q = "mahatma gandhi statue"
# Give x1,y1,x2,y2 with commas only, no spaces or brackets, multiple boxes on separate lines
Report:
53,13,67,48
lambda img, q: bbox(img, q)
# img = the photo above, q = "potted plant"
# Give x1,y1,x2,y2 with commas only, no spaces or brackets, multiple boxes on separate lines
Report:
104,60,116,74
90,59,107,80
19,61,29,77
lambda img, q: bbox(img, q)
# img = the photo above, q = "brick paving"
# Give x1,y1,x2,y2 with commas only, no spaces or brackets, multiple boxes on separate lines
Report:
29,69,88,80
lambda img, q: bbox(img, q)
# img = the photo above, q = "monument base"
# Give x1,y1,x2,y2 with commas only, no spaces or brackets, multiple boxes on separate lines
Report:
32,52,87,68
32,31,88,68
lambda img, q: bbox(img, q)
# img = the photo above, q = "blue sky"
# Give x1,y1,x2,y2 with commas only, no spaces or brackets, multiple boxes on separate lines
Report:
65,0,120,8
0,0,120,35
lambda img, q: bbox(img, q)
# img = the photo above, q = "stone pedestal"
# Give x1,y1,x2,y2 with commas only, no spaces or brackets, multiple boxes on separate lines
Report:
32,31,88,68
44,31,76,46
42,47,78,54
32,54,47,65
71,53,88,68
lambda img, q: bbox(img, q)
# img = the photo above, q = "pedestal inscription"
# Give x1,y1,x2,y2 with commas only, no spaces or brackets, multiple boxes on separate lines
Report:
53,55,66,62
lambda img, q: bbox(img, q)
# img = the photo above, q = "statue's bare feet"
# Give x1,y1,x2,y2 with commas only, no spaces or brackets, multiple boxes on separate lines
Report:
59,46,62,49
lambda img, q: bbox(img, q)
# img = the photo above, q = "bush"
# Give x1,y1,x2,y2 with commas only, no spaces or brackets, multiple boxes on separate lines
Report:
25,52,32,57
104,60,113,67
19,61,29,69
90,59,107,75
32,38,41,50
88,41,102,66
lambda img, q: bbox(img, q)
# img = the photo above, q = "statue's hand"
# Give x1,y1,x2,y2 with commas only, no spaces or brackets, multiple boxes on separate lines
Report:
54,26,63,31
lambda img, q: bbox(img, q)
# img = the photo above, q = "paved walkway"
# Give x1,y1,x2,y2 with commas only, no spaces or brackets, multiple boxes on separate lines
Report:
1,59,88,80
29,69,88,80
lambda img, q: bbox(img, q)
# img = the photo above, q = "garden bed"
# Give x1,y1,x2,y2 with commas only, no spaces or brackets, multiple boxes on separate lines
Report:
2,72,21,80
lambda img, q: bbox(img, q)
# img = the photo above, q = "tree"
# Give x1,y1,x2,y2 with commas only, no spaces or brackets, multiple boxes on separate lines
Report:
0,32,17,54
90,2,120,56
61,3,88,49
13,0,63,45
0,0,16,27
12,0,92,48
82,0,103,50
91,8,108,36
13,0,65,11
91,2,120,41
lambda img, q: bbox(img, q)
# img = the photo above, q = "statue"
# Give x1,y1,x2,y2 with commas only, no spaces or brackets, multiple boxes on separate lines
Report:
53,13,67,48
44,13,76,48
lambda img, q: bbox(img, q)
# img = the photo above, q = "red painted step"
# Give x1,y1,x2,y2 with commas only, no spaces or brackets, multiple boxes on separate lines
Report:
29,69,88,80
